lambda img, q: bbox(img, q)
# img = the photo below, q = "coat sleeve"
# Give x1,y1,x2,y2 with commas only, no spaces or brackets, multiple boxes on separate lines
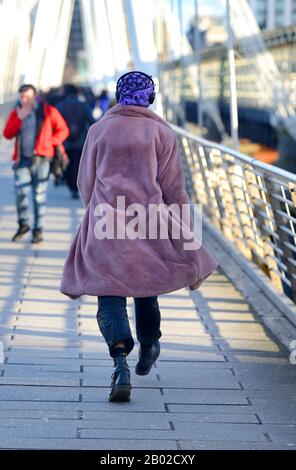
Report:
49,106,70,146
157,132,190,207
77,126,97,207
3,110,22,139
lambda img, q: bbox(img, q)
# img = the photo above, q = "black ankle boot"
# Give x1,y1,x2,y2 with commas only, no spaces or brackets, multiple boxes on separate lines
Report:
135,340,160,376
31,228,43,244
11,223,30,242
109,354,132,402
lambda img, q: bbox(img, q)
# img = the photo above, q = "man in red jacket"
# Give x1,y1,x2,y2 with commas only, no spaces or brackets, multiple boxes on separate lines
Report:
3,84,69,243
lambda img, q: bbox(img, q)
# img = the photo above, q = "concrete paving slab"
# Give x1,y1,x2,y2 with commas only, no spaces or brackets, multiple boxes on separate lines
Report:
0,142,296,450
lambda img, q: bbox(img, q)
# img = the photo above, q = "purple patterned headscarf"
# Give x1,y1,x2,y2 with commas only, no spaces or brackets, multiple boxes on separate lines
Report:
117,71,155,107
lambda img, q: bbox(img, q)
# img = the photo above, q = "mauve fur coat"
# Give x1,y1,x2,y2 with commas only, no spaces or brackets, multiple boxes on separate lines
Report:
60,103,218,298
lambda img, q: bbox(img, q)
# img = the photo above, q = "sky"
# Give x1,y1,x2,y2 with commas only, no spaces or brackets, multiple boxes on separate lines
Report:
185,0,224,16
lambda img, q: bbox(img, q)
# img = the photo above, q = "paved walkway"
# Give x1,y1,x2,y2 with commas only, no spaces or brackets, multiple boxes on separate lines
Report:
0,141,296,450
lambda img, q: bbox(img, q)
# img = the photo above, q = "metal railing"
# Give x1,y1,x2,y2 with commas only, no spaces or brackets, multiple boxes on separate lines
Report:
172,124,296,304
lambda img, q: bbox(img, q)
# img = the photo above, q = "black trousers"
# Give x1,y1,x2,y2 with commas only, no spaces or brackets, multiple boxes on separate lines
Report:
64,148,82,192
97,296,162,358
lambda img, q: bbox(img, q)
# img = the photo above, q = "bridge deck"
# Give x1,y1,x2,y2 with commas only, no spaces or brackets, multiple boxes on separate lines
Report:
0,142,295,450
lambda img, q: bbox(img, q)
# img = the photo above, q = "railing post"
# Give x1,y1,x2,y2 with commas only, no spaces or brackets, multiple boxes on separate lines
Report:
176,134,197,204
243,169,283,290
264,178,296,302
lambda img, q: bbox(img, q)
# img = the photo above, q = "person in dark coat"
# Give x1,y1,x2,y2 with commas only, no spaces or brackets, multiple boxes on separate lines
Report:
57,84,96,198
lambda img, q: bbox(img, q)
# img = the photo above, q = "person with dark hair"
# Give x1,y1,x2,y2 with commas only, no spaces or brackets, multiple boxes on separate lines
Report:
57,83,96,199
44,86,65,107
18,84,37,95
63,84,79,96
60,71,218,402
3,83,69,243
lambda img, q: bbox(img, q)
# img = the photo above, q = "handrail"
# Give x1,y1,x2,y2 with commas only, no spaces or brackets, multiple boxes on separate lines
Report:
172,123,296,303
171,124,296,184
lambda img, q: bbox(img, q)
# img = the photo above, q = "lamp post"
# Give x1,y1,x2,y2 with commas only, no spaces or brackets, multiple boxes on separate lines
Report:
226,0,239,149
194,0,203,136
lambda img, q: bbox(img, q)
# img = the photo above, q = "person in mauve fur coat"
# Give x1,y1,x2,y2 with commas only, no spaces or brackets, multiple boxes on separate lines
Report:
60,71,218,402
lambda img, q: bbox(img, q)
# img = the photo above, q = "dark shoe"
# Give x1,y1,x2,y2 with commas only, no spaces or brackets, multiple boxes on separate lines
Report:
11,223,30,242
31,228,43,244
71,190,79,199
135,340,160,376
54,177,62,186
109,354,132,402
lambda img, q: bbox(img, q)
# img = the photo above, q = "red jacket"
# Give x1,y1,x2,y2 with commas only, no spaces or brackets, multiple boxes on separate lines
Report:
3,102,70,162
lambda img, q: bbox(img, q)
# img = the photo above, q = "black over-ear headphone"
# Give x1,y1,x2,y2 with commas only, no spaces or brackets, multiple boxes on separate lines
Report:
115,71,156,104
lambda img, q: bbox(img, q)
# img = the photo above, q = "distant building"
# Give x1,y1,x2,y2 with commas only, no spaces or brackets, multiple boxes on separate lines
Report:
187,15,227,50
247,0,296,30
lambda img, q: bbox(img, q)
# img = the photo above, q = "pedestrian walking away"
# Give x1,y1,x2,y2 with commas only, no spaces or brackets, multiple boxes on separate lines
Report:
60,71,219,402
3,83,69,243
57,84,96,199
